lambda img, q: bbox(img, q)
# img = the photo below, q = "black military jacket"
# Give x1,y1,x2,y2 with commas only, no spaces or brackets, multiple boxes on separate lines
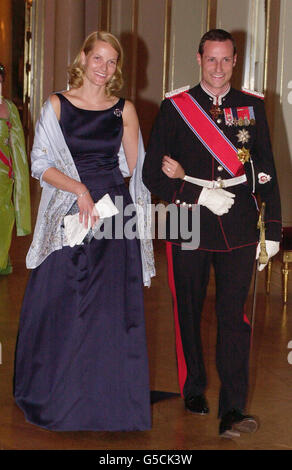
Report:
143,84,282,250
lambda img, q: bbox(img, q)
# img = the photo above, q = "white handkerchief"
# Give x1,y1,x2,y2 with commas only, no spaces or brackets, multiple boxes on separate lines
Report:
63,193,119,247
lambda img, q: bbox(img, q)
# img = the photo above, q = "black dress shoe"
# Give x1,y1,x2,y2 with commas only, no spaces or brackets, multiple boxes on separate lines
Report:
219,409,259,438
184,394,209,415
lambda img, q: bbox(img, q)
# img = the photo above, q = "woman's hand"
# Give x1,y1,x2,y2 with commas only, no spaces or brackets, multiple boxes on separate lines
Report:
162,155,185,179
77,189,99,229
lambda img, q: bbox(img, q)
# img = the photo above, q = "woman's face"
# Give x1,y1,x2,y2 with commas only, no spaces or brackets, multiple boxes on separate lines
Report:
81,40,118,88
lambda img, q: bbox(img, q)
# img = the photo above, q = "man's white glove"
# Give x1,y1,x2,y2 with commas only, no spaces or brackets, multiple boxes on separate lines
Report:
198,187,235,216
256,240,280,271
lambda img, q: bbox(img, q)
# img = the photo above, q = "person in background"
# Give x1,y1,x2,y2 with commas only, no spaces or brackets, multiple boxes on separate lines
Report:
14,31,154,431
143,29,281,438
0,63,31,275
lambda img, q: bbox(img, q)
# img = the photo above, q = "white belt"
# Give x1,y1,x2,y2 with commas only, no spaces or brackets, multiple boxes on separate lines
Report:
183,174,247,189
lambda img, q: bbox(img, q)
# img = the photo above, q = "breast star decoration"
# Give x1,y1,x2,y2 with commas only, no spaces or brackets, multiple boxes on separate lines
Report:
237,129,250,144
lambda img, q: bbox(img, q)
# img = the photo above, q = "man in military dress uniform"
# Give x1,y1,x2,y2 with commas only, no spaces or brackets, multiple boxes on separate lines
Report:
142,29,281,438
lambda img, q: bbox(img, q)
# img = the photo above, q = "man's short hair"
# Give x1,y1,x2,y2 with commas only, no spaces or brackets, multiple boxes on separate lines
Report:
198,29,237,56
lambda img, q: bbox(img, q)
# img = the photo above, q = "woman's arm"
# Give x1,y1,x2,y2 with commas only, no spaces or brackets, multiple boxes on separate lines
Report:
50,93,61,120
42,165,98,228
122,100,139,175
42,166,86,196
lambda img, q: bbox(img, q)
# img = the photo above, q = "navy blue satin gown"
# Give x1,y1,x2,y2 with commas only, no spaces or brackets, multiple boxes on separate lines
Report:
14,95,151,431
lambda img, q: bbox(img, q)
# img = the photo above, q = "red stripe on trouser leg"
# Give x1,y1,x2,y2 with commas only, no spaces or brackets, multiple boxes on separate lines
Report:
166,242,187,397
243,308,253,346
243,313,250,326
242,304,251,326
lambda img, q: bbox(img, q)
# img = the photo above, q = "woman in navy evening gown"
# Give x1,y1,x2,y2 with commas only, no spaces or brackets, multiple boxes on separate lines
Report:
14,32,151,431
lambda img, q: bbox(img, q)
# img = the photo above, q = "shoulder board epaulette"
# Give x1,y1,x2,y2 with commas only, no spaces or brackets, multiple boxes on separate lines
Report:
241,87,264,100
165,85,190,98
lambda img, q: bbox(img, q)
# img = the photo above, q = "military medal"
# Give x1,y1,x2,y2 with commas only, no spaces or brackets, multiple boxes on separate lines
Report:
237,106,255,126
224,106,255,127
237,129,250,144
258,172,271,184
210,105,223,121
223,108,234,126
237,146,251,163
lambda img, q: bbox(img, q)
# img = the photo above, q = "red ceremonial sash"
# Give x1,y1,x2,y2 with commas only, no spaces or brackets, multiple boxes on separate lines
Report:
169,92,245,177
0,148,14,178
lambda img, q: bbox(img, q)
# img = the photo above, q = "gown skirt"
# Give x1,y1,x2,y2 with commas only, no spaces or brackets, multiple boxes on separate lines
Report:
14,96,151,431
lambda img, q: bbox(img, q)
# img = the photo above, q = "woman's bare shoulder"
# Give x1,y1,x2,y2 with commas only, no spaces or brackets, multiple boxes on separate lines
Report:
123,99,138,124
123,99,136,112
49,94,61,120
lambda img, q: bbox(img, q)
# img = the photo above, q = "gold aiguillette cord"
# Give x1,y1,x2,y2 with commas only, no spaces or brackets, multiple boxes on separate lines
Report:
257,201,268,265
251,202,268,336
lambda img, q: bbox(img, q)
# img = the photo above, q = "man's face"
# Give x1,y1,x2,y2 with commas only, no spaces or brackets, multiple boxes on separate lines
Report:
196,39,236,95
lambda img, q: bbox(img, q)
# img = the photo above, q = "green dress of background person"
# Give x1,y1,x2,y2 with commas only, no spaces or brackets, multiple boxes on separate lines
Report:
0,99,31,274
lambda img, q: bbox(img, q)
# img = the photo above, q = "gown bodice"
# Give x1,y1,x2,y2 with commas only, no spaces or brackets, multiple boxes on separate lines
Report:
57,93,125,176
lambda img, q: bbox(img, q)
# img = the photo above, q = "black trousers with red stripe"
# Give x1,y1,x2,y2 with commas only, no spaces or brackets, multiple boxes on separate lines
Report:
167,242,256,418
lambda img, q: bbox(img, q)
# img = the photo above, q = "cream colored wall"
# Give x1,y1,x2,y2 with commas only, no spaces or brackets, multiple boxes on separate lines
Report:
111,0,133,39
168,0,207,91
30,0,45,126
110,0,137,101
273,0,292,226
43,0,56,100
216,0,250,90
135,0,166,142
136,0,165,103
31,0,100,125
111,0,208,100
85,0,100,35
54,0,85,92
110,0,168,144
216,0,249,31
109,0,209,143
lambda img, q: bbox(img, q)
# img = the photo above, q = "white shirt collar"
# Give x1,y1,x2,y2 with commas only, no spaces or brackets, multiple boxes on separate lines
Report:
200,81,231,105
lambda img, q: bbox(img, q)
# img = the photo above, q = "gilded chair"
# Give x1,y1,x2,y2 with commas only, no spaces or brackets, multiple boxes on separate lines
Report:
266,227,292,303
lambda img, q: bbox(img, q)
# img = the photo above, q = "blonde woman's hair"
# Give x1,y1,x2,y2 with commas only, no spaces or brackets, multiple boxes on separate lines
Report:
68,31,124,96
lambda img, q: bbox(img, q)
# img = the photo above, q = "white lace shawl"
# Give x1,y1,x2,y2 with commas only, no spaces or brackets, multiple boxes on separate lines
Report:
26,97,155,287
